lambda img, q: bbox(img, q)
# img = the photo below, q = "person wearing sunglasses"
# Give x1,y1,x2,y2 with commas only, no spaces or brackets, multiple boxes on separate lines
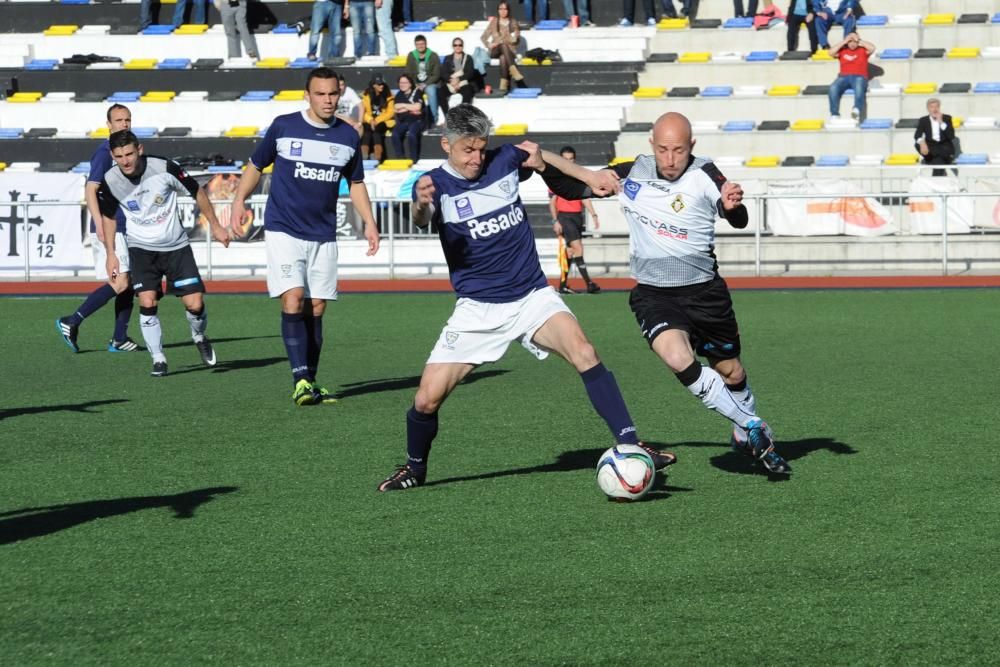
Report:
440,39,477,114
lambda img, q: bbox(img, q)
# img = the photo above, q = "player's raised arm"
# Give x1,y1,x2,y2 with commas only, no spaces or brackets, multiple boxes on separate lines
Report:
349,180,381,256
718,180,749,229
517,141,619,200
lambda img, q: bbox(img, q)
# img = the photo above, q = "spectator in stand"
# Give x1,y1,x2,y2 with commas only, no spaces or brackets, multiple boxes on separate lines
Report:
391,74,425,161
405,34,442,126
813,0,856,49
523,0,549,26
828,31,874,121
733,0,757,17
562,0,594,25
481,2,527,94
336,73,364,132
753,0,784,28
308,0,348,60
440,37,478,113
172,0,208,26
216,0,259,60
139,0,154,30
915,98,957,177
350,0,377,57
786,0,818,53
619,0,657,26
375,0,398,58
361,75,395,162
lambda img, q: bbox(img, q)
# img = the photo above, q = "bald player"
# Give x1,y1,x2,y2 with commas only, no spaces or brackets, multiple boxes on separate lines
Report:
535,112,791,474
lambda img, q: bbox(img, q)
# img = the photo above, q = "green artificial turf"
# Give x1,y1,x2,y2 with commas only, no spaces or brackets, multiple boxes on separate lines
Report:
1,289,998,664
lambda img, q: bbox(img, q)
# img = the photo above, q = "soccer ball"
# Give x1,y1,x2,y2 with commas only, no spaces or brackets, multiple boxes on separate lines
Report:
595,444,656,501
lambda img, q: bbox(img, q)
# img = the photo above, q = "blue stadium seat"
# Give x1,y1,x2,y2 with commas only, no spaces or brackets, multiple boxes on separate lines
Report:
857,15,888,26
290,57,316,68
702,86,733,97
723,120,755,132
404,21,437,32
158,58,191,70
534,20,568,30
272,24,299,34
817,155,849,167
241,90,276,101
72,161,92,173
257,127,269,136
207,163,243,173
992,12,1000,24
0,128,25,139
132,127,158,138
746,51,778,62
107,91,142,102
143,24,175,35
860,118,892,130
973,82,1000,93
723,17,753,28
25,59,59,70
363,159,380,170
61,0,90,4
880,48,912,60
507,88,542,99
955,154,988,165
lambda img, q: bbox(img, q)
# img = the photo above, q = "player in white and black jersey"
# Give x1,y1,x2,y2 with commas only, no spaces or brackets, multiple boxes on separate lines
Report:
540,112,790,474
98,130,236,377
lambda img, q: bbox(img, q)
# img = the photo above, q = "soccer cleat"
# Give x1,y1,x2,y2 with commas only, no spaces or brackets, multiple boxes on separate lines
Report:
377,464,427,492
733,420,791,474
108,337,140,352
292,378,319,406
850,107,860,120
150,361,168,377
55,317,80,353
646,17,657,25
637,441,677,471
313,385,339,404
586,282,602,294
618,18,633,26
194,337,217,367
558,285,578,294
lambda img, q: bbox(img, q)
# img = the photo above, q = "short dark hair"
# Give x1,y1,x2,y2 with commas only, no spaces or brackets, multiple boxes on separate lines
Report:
559,146,576,157
414,34,427,43
108,130,139,150
106,103,130,122
306,67,339,91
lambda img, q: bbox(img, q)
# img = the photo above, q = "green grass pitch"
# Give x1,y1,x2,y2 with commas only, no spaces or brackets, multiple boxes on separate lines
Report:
1,289,998,664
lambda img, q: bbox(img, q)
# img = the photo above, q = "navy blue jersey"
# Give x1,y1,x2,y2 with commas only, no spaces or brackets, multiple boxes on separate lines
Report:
87,139,126,233
416,143,548,303
250,111,364,242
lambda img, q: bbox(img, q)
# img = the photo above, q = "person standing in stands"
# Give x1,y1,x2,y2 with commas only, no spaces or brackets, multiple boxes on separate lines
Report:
172,0,209,26
813,0,856,49
375,0,398,58
216,0,259,60
732,0,757,17
562,0,594,25
308,0,348,60
618,0,657,26
350,0,378,57
549,146,600,294
481,3,527,94
405,34,442,126
786,0,818,53
522,0,548,26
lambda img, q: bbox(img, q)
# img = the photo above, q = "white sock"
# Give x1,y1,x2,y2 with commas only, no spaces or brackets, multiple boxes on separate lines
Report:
140,313,165,363
684,365,757,429
185,308,207,343
728,379,758,438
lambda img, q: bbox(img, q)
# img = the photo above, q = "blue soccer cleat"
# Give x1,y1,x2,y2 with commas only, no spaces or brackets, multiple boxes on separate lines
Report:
108,337,140,352
732,420,791,474
56,317,79,353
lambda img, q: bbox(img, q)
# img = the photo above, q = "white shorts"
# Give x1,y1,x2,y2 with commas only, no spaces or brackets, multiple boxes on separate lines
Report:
427,287,574,365
92,232,130,281
265,230,339,300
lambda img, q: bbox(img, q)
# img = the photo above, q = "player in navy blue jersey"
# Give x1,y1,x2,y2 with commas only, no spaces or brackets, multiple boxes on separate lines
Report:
230,67,381,406
377,104,676,492
56,104,138,353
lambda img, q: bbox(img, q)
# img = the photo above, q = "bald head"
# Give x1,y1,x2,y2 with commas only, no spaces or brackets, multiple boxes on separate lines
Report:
649,112,695,180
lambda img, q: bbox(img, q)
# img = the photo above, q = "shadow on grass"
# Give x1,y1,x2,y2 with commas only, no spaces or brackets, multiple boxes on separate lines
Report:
0,486,239,545
680,436,855,483
335,368,510,399
424,446,693,501
0,399,129,422
165,356,287,376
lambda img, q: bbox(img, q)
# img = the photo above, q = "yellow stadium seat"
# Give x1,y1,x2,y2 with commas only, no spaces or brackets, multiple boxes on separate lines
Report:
90,127,111,139
43,25,79,36
952,116,963,128
261,164,274,174
8,92,44,103
224,126,260,138
274,90,306,101
904,82,937,95
174,24,209,34
125,59,158,69
922,13,955,25
0,163,7,171
160,0,176,3
608,157,635,166
947,47,979,59
386,55,407,67
657,18,688,30
495,123,529,135
632,87,666,98
885,154,920,165
436,21,470,31
792,119,824,131
378,159,414,170
287,0,312,3
256,57,290,68
747,156,780,168
768,85,801,96
520,58,552,66
679,52,711,63
810,50,833,61
140,91,177,102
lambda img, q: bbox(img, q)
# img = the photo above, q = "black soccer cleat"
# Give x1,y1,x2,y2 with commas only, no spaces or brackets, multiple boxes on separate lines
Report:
55,317,80,353
150,361,168,377
733,420,791,474
108,337,140,352
637,441,677,471
558,285,578,295
586,282,602,294
377,464,426,492
194,337,217,366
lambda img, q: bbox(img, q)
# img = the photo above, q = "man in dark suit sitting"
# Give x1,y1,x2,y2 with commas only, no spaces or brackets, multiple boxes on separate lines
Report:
914,98,957,176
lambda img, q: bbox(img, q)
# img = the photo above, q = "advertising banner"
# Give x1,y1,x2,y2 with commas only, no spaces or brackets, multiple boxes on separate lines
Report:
0,173,86,271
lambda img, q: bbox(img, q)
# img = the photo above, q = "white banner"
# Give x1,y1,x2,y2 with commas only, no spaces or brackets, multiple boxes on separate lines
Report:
767,179,897,236
0,173,86,270
907,176,973,234
971,178,1000,229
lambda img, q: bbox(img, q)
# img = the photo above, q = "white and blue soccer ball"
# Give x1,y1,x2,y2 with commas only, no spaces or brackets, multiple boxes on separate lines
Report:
596,444,656,501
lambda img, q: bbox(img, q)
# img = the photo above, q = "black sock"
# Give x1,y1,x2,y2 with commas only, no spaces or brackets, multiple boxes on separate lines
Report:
573,256,593,283
406,406,438,469
112,287,134,342
302,310,323,381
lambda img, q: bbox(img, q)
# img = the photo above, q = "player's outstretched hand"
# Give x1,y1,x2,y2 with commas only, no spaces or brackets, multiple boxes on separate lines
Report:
211,222,232,248
414,175,436,206
364,221,380,256
721,181,744,211
589,169,621,197
516,141,544,171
